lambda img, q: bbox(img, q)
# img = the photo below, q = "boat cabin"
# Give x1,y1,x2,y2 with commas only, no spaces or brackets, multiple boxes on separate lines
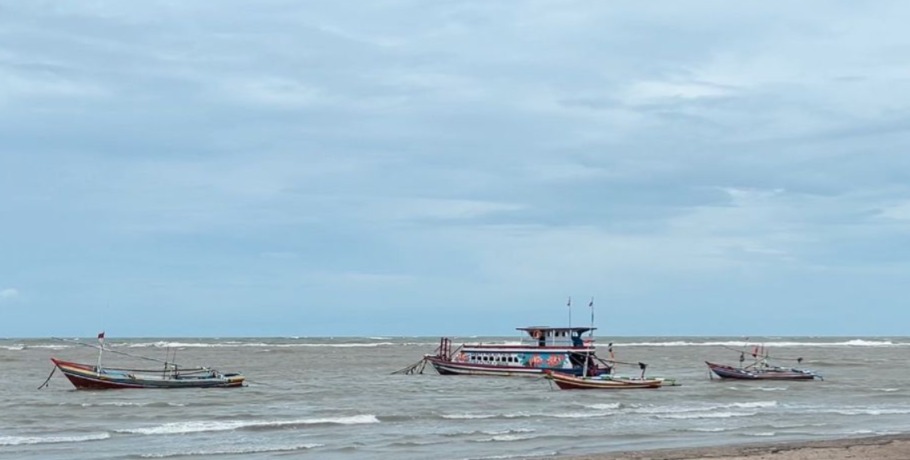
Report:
517,326,595,348
428,326,606,377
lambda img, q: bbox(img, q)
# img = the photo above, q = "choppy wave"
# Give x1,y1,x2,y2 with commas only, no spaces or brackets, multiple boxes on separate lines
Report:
442,401,778,422
615,339,908,347
741,431,777,437
465,451,559,460
443,428,536,437
583,402,623,410
137,443,324,458
0,432,110,446
656,411,758,420
678,427,735,433
632,401,777,415
124,341,436,349
13,337,906,350
823,408,910,416
116,415,379,435
80,401,186,408
475,434,537,442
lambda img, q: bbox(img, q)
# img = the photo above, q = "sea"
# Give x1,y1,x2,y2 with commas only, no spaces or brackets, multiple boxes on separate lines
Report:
2,336,909,459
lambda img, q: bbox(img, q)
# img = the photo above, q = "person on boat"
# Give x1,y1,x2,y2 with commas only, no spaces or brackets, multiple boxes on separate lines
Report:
533,330,546,347
586,357,598,376
571,333,583,348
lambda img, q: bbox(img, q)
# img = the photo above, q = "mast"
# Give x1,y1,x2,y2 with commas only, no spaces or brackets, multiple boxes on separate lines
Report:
567,296,572,327
582,297,595,377
588,297,594,337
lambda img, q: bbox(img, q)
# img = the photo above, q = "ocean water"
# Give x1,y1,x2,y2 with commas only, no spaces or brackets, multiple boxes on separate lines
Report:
2,336,909,459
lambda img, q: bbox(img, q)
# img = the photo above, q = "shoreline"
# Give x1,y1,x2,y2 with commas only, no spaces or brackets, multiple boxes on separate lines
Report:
554,434,910,460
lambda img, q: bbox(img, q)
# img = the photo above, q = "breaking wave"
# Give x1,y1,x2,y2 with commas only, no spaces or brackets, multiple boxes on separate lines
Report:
137,443,324,458
0,432,110,446
116,415,379,435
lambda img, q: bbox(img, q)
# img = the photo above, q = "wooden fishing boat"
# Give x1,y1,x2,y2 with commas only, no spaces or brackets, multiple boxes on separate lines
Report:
545,371,663,390
44,332,245,390
705,361,821,380
421,327,610,377
50,358,245,389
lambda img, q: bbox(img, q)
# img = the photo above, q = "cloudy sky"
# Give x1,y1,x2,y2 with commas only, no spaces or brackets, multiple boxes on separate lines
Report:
2,1,910,338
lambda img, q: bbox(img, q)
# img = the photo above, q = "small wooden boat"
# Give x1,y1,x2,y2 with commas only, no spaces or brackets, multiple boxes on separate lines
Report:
50,358,245,389
545,371,664,390
705,361,822,380
44,332,244,390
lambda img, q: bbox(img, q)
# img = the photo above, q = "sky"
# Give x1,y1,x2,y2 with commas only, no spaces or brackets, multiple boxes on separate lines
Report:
2,1,910,338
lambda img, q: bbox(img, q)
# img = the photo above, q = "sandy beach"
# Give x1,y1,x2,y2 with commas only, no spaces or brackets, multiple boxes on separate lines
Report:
557,434,910,460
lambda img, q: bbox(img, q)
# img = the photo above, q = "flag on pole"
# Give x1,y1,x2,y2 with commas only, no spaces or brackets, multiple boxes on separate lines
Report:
588,297,595,333
97,331,105,343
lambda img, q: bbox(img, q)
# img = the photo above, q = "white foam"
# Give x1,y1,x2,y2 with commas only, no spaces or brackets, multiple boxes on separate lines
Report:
657,411,758,420
479,434,537,442
585,402,622,410
442,414,497,420
138,443,324,458
117,415,379,435
826,408,910,416
80,401,186,408
631,401,777,416
0,432,110,446
550,411,614,419
729,401,778,409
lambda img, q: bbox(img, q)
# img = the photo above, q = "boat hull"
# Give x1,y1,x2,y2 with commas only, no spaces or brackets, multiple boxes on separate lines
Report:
705,361,820,380
51,358,245,390
427,356,602,377
545,372,663,390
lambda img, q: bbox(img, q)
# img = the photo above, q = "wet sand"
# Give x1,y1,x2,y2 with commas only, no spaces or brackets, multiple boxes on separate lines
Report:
557,434,910,460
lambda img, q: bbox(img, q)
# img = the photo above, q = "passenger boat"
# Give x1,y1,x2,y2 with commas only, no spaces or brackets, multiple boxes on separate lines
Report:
423,327,609,377
50,358,245,389
545,371,664,390
705,361,822,380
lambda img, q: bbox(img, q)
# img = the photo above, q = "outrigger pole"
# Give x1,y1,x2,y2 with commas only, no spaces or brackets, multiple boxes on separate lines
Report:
567,296,572,327
53,337,198,369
